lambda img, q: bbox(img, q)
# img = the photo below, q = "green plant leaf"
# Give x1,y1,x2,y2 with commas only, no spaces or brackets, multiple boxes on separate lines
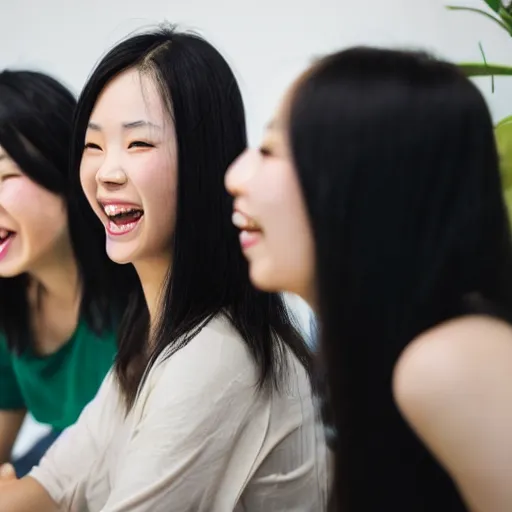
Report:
503,187,512,229
495,119,512,225
483,0,501,13
458,62,512,75
478,41,495,92
497,114,512,127
499,6,512,29
446,5,512,34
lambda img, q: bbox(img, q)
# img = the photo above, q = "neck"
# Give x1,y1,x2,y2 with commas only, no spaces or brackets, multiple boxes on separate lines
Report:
28,233,80,304
134,256,171,334
302,283,318,313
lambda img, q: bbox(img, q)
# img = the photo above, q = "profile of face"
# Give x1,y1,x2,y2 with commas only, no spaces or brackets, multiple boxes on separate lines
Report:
0,147,68,277
80,68,177,266
225,91,315,301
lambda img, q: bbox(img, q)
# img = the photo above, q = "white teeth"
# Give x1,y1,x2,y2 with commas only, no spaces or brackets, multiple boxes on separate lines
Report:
232,211,260,231
232,211,246,228
103,204,142,217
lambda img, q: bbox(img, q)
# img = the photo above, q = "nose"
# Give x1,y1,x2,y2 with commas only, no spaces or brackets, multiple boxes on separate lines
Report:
225,148,256,197
96,157,127,190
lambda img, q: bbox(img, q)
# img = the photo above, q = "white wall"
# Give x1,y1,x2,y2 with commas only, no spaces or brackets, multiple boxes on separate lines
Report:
3,0,512,134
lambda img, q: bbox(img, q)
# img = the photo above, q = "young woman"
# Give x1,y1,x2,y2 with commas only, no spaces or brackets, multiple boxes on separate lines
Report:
226,48,512,511
0,27,328,511
0,70,131,477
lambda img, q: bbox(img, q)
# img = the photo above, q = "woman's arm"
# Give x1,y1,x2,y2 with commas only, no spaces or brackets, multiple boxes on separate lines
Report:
0,475,58,512
0,339,27,464
0,410,26,464
0,371,118,512
393,315,512,512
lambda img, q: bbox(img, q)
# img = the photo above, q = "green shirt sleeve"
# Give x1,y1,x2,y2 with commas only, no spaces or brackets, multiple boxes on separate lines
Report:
0,336,25,410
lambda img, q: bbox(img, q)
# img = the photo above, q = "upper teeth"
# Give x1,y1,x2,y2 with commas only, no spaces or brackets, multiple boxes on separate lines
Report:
232,211,259,230
103,204,141,217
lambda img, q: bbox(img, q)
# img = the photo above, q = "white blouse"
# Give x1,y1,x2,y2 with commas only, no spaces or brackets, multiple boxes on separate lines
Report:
29,315,329,511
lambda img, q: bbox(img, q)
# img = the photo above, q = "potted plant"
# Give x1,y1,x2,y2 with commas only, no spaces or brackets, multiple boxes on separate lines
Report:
447,0,512,223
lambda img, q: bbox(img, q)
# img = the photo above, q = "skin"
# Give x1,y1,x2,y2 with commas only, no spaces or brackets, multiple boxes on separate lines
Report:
0,413,25,466
0,66,179,512
0,147,80,467
224,99,316,303
393,316,512,512
80,68,177,323
226,83,512,512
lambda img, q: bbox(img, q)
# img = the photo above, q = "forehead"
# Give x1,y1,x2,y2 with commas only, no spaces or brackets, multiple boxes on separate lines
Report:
264,103,288,144
89,68,167,124
265,77,300,136
0,145,11,162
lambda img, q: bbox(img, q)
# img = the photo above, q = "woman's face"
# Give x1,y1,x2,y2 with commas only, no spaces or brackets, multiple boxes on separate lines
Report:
80,68,177,267
0,147,68,277
225,90,315,301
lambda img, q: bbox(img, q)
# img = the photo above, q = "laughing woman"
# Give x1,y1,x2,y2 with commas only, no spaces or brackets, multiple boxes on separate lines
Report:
226,48,512,511
0,71,131,477
0,27,328,512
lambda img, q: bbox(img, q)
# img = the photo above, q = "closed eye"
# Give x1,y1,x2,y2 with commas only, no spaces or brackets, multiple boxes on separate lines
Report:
1,174,20,182
84,142,102,150
128,141,154,149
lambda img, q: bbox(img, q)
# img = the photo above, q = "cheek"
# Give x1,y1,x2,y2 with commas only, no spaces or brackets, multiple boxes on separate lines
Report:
2,179,66,232
259,165,306,238
258,168,314,285
80,158,98,204
133,152,177,224
266,185,308,254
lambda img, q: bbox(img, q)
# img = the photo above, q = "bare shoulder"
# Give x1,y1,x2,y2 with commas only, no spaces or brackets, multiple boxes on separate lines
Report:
393,316,512,510
393,315,512,424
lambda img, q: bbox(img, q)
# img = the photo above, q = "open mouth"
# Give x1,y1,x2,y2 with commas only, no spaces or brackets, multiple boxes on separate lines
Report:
232,211,263,249
0,228,16,260
232,211,261,232
102,204,144,236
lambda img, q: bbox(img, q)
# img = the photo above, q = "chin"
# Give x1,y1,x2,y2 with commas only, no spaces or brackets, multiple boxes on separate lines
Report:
105,248,135,265
249,264,281,293
0,259,27,278
0,267,23,278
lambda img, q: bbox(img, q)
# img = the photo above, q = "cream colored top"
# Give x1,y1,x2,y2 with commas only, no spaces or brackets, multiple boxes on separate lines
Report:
30,315,329,511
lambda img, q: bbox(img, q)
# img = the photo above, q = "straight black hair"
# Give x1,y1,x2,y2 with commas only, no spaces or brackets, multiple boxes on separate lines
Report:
289,47,512,511
0,70,132,353
71,25,312,408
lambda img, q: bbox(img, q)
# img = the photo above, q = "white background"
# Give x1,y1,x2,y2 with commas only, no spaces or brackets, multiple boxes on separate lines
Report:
2,0,512,138
2,0,512,450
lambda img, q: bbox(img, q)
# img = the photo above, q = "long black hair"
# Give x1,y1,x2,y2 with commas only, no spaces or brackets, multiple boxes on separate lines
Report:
0,70,132,353
71,25,312,408
288,47,512,511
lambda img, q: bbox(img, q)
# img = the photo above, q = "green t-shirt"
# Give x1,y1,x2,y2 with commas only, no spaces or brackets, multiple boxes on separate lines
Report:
0,320,117,431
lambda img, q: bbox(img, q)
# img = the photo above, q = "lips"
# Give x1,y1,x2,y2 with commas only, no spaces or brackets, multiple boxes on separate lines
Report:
0,228,16,262
231,210,262,250
98,201,144,237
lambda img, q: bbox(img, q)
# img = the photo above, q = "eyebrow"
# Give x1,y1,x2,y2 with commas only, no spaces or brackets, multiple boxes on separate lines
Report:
87,120,162,131
0,153,6,162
